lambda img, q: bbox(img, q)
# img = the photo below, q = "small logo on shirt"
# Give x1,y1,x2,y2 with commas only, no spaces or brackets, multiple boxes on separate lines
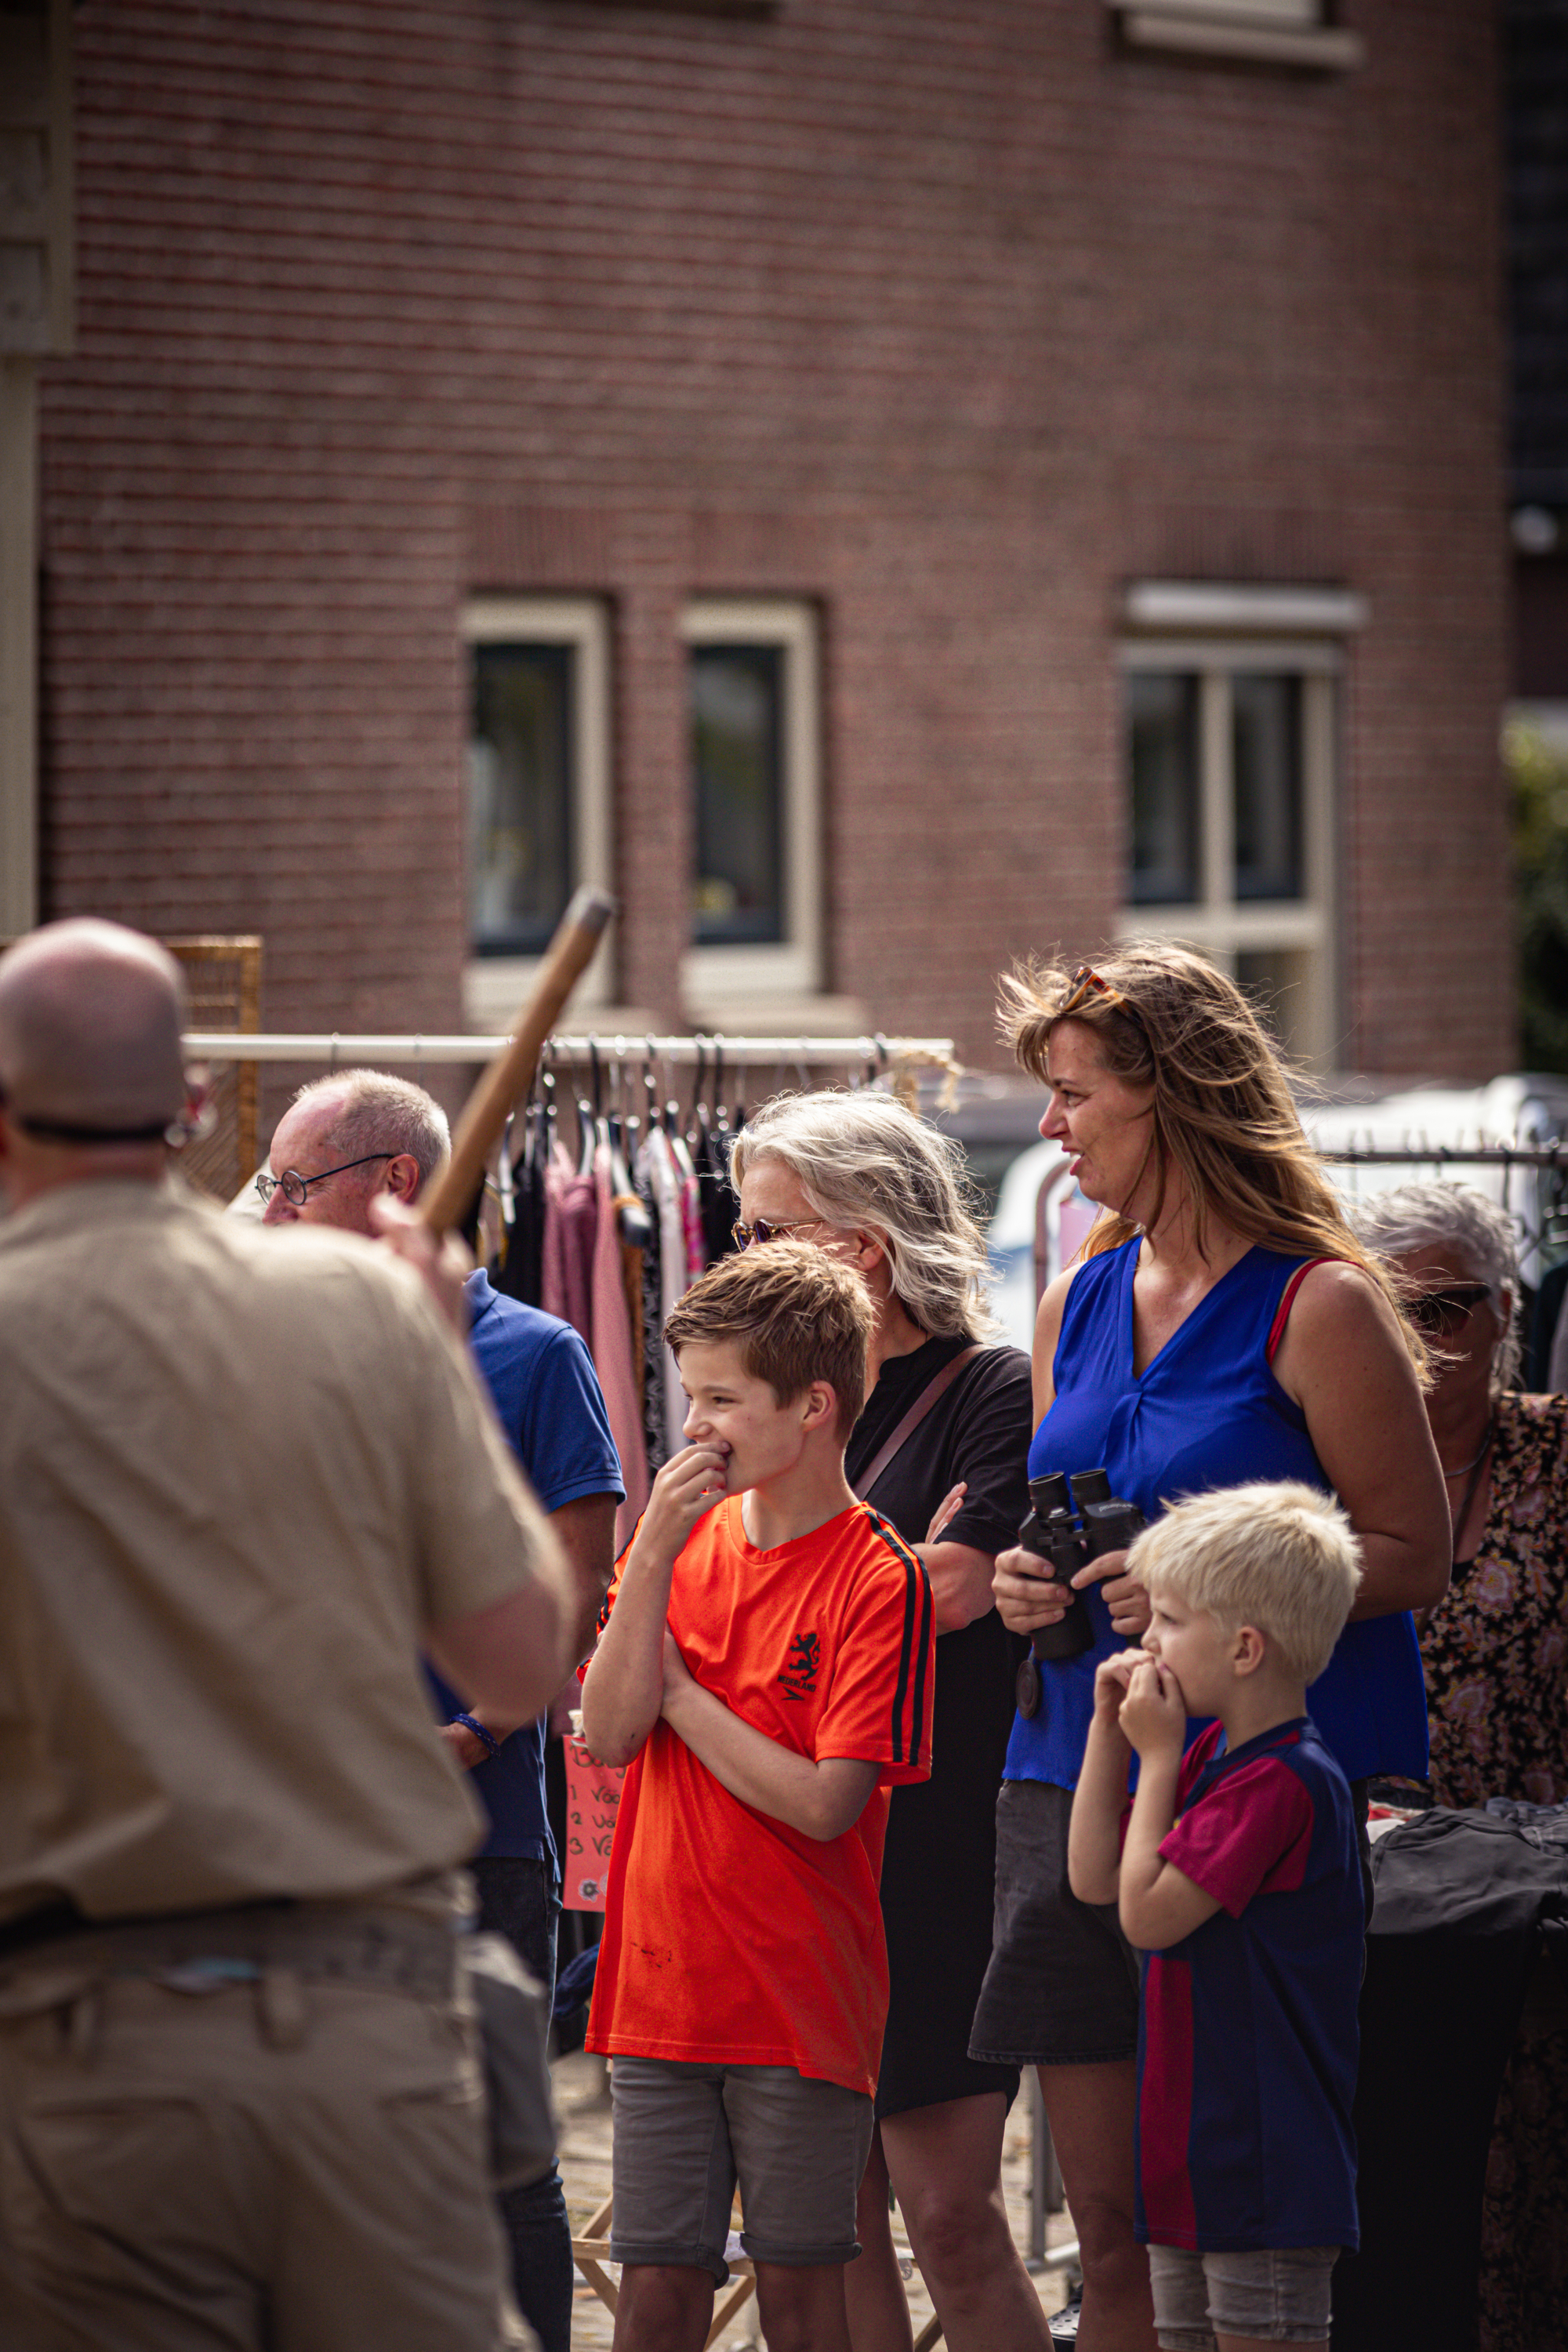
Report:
779,1630,821,1700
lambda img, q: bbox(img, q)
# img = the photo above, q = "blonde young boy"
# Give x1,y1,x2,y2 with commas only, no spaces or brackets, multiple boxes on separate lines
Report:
580,1243,935,2352
1068,1482,1364,2352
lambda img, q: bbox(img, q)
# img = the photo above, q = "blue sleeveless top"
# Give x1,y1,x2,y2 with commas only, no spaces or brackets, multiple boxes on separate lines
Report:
1004,1238,1430,1789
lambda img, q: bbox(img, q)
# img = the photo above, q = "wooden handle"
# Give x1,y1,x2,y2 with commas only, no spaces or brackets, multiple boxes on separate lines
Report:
421,886,615,1234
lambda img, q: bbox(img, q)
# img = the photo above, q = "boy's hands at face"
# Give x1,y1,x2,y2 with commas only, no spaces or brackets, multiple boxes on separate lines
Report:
1091,1649,1142,1736
638,1443,731,1563
1118,1655,1188,1760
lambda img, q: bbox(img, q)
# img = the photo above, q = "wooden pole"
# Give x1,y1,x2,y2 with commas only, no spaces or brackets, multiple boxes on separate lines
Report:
420,886,615,1235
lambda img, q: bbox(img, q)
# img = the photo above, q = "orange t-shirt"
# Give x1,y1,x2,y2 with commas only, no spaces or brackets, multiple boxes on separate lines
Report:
584,1496,935,2095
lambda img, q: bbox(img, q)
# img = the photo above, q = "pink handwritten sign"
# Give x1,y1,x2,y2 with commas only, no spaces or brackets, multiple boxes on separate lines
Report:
562,1735,626,1911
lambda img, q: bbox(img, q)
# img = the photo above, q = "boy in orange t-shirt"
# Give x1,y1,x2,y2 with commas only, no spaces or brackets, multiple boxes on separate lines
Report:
580,1242,935,2352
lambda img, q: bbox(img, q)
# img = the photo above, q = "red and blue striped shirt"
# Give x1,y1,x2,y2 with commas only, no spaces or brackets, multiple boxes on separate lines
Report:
1135,1715,1363,2253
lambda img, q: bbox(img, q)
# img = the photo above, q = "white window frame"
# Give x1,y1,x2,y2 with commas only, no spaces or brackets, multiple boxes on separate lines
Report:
461,596,614,1029
1105,0,1364,71
1117,583,1362,1069
680,598,824,1018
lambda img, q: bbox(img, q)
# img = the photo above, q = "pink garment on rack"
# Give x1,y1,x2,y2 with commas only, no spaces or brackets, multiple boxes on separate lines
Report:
592,1142,651,1551
641,1127,692,1463
543,1142,596,1349
669,1134,707,1283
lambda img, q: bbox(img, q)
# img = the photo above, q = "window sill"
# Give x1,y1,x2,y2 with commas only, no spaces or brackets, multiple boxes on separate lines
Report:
463,953,618,1036
1108,4,1364,71
678,983,870,1040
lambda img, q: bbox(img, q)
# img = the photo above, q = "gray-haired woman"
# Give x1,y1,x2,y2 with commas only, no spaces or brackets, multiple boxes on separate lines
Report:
1354,1180,1567,1809
732,1091,1052,2352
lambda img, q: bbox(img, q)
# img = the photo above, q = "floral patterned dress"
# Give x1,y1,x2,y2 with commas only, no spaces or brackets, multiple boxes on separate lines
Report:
1418,1389,1568,2352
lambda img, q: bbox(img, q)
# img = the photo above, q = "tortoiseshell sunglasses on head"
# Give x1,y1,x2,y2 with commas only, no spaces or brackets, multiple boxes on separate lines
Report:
1056,964,1152,1047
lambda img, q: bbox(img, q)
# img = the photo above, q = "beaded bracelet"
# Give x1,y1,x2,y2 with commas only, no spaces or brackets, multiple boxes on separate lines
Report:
451,1711,503,1759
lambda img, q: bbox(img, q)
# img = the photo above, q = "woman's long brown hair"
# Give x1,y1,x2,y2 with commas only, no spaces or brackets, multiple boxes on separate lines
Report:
997,940,1428,1375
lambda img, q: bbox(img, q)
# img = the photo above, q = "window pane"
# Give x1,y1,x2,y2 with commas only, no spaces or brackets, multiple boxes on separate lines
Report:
691,644,784,945
1128,671,1201,905
1232,673,1302,902
469,643,573,956
1236,945,1310,1061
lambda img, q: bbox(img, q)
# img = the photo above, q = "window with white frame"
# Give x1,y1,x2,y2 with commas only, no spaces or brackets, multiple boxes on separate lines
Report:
1117,584,1364,1069
462,597,613,1026
681,599,823,1016
1105,0,1363,71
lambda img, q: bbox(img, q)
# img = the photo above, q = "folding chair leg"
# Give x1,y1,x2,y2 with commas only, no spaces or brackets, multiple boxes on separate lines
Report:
704,2273,757,2348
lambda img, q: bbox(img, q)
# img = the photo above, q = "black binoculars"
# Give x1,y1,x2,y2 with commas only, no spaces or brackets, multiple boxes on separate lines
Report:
1014,1468,1145,1718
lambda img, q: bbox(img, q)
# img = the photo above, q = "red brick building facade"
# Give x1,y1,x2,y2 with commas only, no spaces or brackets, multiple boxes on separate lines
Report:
34,0,1512,1079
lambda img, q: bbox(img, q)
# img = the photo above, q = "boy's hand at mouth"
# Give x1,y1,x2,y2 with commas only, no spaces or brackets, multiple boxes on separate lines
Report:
1119,1655,1188,1761
637,1443,732,1563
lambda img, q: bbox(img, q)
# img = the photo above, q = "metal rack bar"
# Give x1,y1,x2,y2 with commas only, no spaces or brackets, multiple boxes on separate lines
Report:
182,1033,956,1067
1320,1145,1568,1168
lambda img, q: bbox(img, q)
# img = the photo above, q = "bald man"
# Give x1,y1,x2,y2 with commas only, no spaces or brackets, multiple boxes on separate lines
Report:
0,919,570,2352
260,1067,623,2352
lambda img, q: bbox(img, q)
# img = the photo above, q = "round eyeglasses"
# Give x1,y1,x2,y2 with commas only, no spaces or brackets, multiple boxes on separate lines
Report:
255,1152,394,1209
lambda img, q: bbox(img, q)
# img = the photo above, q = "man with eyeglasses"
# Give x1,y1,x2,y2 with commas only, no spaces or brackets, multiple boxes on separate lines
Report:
260,1068,624,2352
0,919,573,2352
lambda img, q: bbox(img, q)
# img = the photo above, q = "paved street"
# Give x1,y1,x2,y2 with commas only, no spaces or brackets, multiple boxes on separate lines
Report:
555,2049,1081,2348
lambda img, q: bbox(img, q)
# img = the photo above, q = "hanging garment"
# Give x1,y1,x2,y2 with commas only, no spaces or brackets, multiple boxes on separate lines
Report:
543,1142,596,1350
634,1152,666,1478
697,1115,741,1266
640,1127,691,1464
591,1142,651,1550
493,1123,546,1307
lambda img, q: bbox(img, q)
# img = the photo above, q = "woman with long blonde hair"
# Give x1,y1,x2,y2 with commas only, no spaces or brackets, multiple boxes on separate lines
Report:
967,942,1449,2352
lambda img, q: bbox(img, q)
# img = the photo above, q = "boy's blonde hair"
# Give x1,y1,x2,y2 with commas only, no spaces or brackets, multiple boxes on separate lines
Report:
664,1240,873,1441
1127,1483,1362,1684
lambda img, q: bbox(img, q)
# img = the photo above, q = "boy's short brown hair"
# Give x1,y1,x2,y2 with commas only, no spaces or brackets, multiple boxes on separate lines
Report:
663,1241,873,1441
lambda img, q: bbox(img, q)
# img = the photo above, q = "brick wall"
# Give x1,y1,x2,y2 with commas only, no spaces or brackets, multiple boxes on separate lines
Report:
38,0,1512,1089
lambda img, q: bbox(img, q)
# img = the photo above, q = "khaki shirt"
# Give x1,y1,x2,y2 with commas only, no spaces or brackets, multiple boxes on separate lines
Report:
0,1179,554,1928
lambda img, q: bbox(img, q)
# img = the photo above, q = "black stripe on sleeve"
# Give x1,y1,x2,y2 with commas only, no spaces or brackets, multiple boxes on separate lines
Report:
906,1555,934,1773
865,1506,926,1767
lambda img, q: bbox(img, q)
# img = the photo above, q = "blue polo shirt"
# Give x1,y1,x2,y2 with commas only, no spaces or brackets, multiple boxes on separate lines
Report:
425,1269,623,1867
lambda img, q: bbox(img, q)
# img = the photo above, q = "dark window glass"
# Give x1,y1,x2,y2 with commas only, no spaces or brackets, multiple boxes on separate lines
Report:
691,644,784,946
1232,673,1303,902
469,643,573,957
1128,671,1201,905
1236,945,1308,1059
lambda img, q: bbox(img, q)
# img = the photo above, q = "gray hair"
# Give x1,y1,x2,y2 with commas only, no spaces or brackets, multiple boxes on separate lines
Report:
1352,1181,1522,1394
730,1090,1000,1341
293,1070,451,1195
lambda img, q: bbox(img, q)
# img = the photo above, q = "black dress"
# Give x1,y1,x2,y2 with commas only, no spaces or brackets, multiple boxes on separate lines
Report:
845,1332,1033,2119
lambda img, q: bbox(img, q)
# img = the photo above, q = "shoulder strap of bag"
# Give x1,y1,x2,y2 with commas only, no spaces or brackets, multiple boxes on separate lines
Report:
852,1344,985,1501
1265,1258,1338,1366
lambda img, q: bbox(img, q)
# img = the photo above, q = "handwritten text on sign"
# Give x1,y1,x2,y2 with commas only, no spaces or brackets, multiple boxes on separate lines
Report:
563,1737,626,1911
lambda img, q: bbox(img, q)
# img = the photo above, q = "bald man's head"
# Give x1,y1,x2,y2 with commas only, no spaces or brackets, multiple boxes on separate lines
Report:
0,920,188,1142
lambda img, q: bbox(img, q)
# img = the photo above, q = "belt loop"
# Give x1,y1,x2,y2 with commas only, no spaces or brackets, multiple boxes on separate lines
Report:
256,1965,308,2051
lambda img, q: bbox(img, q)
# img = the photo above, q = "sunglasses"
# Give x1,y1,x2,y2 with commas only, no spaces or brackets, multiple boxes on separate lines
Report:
1406,1284,1493,1339
1057,964,1152,1047
730,1216,831,1251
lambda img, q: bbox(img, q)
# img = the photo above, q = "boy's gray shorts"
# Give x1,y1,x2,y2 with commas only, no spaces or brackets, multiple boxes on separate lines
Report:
1147,2244,1341,2348
608,2056,875,2281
